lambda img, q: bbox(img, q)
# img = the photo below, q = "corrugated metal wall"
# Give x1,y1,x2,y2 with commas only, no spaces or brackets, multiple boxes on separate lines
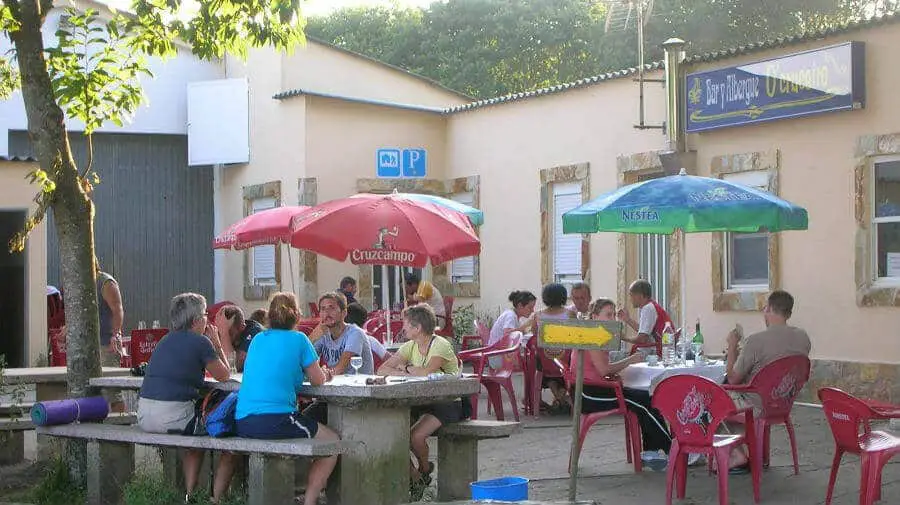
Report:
9,131,214,331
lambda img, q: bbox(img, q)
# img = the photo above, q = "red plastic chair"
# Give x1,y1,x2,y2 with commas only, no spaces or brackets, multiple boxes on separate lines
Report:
722,355,811,475
369,320,404,344
48,327,66,366
207,300,237,322
463,331,523,421
652,375,760,505
460,319,490,352
526,335,570,418
819,387,900,505
555,353,642,473
127,328,167,366
308,302,320,317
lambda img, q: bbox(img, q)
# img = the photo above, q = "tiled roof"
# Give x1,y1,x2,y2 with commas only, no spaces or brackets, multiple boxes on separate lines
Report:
446,11,900,114
0,154,37,162
444,63,664,113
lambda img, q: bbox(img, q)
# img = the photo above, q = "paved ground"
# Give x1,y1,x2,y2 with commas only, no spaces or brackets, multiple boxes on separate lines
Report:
5,378,900,504
456,381,899,505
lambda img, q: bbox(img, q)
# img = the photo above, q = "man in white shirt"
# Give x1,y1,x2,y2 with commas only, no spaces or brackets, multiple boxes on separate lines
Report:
567,282,591,316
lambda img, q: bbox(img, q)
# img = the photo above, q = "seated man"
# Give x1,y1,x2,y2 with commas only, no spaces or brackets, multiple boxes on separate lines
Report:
722,289,811,472
617,279,672,345
304,293,374,423
338,276,359,306
404,272,446,318
567,282,591,317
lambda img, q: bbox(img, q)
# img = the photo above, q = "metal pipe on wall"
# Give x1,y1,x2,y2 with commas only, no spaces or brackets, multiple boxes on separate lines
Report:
662,38,686,153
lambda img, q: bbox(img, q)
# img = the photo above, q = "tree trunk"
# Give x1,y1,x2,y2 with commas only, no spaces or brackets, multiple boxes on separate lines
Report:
9,0,101,486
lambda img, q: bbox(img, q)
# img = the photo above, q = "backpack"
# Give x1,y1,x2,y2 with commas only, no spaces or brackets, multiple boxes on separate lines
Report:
183,389,235,437
204,391,239,438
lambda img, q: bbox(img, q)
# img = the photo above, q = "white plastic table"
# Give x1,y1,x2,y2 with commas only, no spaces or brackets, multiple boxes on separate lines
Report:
620,361,726,395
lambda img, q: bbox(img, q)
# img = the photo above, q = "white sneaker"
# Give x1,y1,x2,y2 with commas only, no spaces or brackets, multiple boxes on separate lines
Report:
641,451,668,472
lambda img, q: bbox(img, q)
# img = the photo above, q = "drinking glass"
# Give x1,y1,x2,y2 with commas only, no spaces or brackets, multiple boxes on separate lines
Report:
350,356,363,375
228,352,237,374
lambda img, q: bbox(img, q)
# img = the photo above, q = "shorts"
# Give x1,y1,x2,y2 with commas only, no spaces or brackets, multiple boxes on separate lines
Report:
236,412,319,439
411,399,467,426
137,398,195,434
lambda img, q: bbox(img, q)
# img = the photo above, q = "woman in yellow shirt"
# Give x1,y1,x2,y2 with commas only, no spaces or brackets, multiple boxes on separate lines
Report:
377,304,463,498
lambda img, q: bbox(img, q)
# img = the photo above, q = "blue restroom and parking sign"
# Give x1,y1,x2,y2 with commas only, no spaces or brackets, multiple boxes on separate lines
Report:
377,148,427,178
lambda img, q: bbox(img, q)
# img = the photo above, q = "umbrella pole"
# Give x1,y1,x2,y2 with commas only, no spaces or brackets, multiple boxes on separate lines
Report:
287,243,296,296
679,228,688,358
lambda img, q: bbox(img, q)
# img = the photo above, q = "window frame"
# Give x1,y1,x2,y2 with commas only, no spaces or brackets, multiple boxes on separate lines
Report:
449,191,477,284
249,196,278,286
552,181,584,286
871,154,900,287
722,170,772,291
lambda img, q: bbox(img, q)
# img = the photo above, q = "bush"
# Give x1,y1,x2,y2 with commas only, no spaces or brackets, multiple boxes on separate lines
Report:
31,458,84,505
123,473,182,505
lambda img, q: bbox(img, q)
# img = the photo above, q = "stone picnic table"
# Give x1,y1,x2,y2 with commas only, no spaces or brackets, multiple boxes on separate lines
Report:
1,366,132,460
91,373,481,505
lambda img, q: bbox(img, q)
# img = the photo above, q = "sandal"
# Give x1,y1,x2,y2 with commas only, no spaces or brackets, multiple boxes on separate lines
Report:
409,475,427,501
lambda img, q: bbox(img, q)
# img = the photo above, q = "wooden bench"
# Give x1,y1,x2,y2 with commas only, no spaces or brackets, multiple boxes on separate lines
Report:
435,419,522,501
0,412,136,466
37,423,354,505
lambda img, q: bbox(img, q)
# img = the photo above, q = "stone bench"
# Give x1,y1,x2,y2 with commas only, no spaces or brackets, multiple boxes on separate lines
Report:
0,412,136,466
0,402,34,416
37,423,354,505
435,420,522,501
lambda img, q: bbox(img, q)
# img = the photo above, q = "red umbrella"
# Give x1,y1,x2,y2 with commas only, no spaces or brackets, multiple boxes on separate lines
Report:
213,205,309,250
288,193,480,267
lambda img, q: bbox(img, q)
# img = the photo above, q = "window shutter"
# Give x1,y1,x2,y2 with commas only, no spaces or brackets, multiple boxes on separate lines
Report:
450,192,476,282
251,197,277,285
553,183,582,282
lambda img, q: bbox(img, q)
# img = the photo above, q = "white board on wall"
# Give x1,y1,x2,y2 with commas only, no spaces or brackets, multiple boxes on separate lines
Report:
187,78,249,166
0,126,8,158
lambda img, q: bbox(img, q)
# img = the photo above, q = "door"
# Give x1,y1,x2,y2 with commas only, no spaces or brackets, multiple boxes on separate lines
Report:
635,172,670,310
372,266,422,311
0,211,27,367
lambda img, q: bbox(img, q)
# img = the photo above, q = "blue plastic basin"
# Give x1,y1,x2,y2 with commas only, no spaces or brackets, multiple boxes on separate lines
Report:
470,476,529,501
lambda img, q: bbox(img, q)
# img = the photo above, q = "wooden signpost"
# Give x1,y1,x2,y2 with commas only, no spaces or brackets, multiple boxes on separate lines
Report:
538,319,623,501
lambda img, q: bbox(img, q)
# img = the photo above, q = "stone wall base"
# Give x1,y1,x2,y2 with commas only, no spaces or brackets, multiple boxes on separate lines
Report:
800,359,899,403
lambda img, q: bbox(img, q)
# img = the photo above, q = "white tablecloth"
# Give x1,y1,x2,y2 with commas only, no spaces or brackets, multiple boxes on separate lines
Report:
620,361,726,395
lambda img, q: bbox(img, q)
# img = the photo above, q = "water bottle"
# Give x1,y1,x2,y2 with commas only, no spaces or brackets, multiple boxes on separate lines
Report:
661,322,675,365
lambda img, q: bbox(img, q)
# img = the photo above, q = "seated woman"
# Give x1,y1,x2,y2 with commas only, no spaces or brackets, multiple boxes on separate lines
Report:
489,290,536,347
530,283,573,414
215,305,265,373
376,305,465,500
582,298,672,471
137,293,235,504
235,292,340,505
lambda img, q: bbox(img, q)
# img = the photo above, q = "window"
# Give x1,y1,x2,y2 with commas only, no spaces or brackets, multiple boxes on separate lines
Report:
449,192,476,283
873,158,900,281
724,171,770,289
553,182,583,285
250,197,277,285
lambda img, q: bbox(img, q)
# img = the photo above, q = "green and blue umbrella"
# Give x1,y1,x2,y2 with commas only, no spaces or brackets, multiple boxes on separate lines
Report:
563,170,807,235
393,192,484,227
562,169,808,334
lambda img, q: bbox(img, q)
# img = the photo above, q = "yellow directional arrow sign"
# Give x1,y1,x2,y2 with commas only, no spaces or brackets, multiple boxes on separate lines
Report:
538,319,622,351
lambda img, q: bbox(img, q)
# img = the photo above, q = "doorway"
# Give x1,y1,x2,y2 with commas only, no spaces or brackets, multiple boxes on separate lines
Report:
631,172,672,312
372,265,422,311
0,211,27,367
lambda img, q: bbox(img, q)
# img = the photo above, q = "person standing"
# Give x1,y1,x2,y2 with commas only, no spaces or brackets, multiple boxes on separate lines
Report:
96,259,125,367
